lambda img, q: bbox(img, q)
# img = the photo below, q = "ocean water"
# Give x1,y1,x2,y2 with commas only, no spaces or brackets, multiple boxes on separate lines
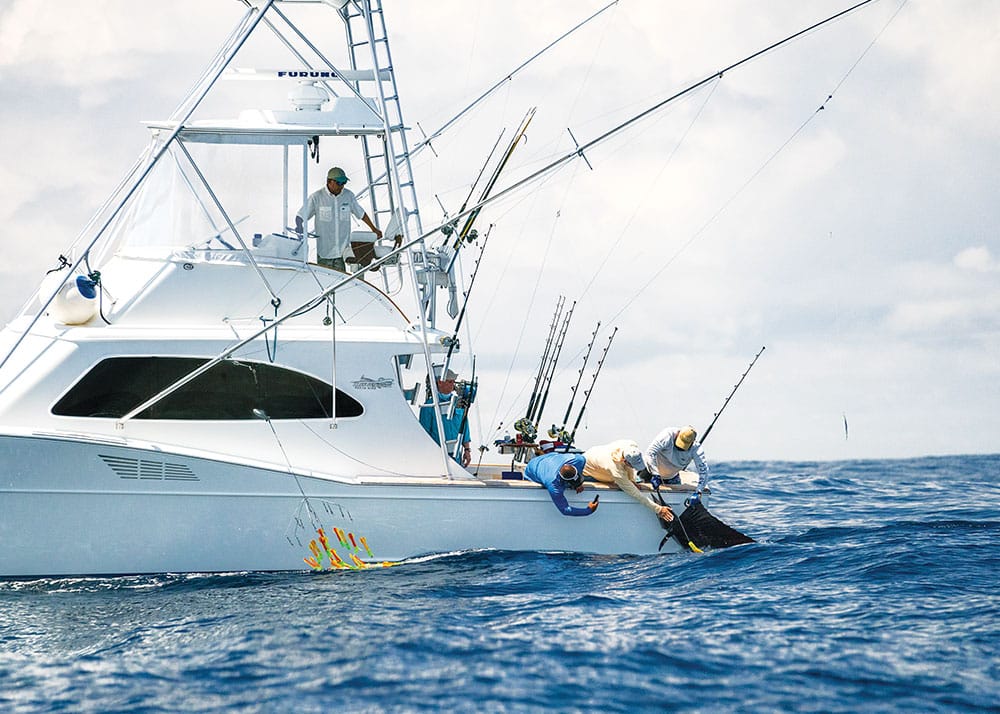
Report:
1,455,996,713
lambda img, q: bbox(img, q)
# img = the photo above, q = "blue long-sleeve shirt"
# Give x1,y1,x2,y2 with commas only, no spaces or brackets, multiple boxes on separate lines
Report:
524,453,593,517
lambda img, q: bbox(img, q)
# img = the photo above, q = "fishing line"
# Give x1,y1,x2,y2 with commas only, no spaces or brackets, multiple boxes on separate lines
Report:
475,82,720,433
451,249,489,454
482,160,585,443
256,411,322,529
576,77,722,305
467,173,564,343
826,0,909,104
419,2,619,218
466,167,568,344
601,0,907,327
558,0,620,142
479,1,900,444
299,421,437,478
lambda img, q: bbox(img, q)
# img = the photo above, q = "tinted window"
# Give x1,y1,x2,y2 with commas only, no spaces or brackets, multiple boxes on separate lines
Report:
52,357,364,420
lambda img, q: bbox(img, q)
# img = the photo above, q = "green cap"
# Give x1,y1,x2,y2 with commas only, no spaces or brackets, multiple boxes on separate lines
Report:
327,167,348,183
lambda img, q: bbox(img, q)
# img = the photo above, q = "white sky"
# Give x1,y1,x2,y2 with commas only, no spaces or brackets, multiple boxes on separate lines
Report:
0,0,997,462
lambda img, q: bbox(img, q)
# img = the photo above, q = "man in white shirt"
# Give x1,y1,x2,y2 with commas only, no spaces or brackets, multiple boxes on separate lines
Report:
641,425,710,499
296,166,382,272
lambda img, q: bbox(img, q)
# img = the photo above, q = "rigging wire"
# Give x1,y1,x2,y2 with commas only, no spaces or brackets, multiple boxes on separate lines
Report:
407,1,621,158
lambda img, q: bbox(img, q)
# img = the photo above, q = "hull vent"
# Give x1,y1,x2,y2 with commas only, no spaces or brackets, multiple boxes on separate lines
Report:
100,454,199,481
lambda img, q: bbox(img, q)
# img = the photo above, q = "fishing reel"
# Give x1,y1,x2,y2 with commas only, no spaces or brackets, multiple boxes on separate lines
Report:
455,379,478,409
547,425,569,441
514,418,537,442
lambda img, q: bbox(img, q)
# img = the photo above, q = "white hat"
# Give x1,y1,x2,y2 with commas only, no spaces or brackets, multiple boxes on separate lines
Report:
622,445,645,471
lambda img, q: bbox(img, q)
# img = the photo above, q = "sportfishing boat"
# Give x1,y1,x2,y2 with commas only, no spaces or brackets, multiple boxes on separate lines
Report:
0,0,783,577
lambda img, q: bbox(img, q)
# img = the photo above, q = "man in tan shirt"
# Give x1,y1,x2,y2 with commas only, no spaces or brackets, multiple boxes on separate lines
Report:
582,439,675,521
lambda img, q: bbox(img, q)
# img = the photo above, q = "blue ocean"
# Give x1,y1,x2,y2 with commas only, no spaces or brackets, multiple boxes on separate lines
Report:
1,455,996,712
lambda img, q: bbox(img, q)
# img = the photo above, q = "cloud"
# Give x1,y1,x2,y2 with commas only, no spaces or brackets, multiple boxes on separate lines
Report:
0,1,235,85
884,249,1000,337
0,0,998,461
954,245,1000,273
884,0,1000,137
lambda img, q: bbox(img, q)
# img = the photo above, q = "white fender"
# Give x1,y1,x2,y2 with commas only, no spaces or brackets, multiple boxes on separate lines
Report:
48,275,99,325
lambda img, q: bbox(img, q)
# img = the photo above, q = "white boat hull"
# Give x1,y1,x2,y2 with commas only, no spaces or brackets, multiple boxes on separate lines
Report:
0,434,691,577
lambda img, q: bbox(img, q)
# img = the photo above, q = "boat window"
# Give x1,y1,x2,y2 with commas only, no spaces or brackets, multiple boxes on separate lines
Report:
51,357,363,420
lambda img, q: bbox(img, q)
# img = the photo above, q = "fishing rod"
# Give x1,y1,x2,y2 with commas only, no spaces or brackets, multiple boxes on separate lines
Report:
518,296,565,440
451,355,478,464
433,114,529,329
700,345,766,445
442,130,505,236
445,108,536,273
533,302,575,426
532,300,576,431
550,320,600,441
525,296,564,418
565,326,618,448
443,224,495,368
456,108,534,245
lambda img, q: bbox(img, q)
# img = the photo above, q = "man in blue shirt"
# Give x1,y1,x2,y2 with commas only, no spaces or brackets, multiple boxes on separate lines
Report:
524,452,600,517
419,369,472,466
